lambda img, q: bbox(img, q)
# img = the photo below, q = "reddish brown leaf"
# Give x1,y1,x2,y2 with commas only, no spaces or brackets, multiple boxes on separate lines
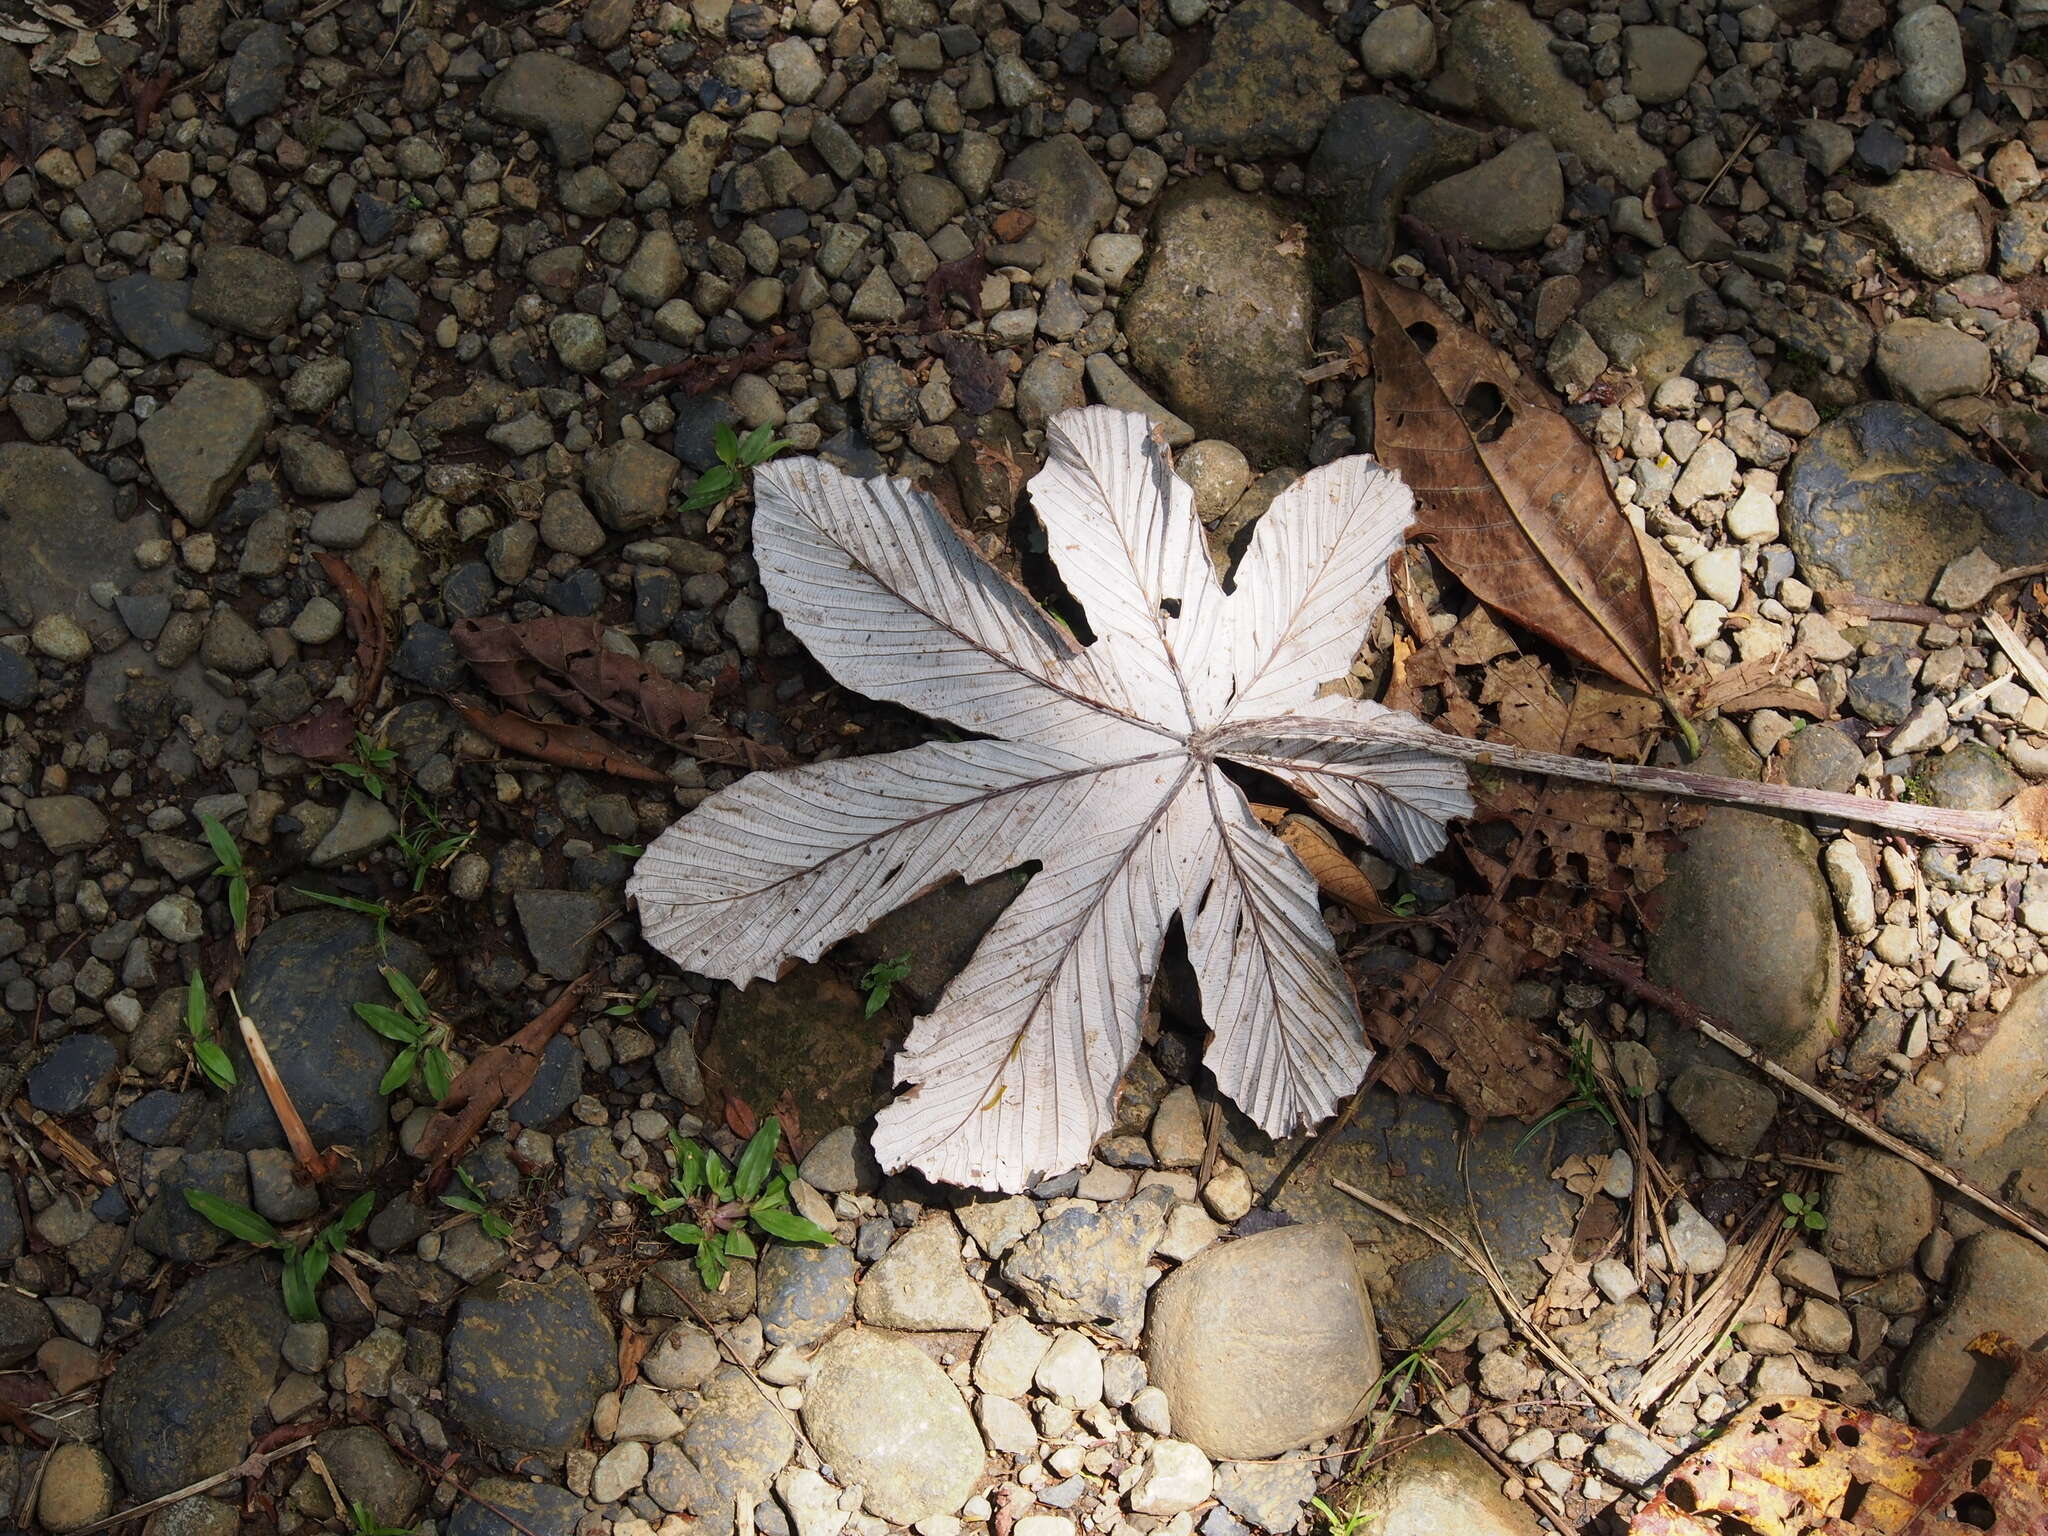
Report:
928,332,1007,415
414,974,594,1186
722,1092,759,1141
453,616,709,742
922,243,990,332
618,1325,654,1388
449,698,673,784
1251,806,1398,924
623,330,806,393
1359,267,1675,705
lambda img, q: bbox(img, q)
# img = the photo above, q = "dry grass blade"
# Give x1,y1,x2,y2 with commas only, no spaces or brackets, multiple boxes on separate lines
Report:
1984,609,2048,702
1358,266,1675,708
230,990,341,1183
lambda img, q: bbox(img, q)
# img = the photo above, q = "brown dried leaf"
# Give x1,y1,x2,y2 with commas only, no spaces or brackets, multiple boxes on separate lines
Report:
453,616,709,743
449,699,673,785
929,332,1007,416
1405,915,1573,1120
262,552,390,761
1631,1331,2048,1535
922,243,990,332
1251,806,1398,924
414,974,594,1186
1359,266,1674,703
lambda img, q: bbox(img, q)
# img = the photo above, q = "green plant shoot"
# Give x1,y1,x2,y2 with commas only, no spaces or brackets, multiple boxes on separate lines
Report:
184,1189,374,1323
198,811,250,941
859,954,911,1019
634,1117,834,1291
680,422,793,513
440,1166,512,1242
185,970,235,1091
354,965,453,1102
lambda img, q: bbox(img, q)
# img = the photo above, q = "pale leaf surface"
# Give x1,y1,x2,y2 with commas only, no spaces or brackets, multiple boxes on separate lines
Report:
634,409,1463,1190
1222,455,1415,720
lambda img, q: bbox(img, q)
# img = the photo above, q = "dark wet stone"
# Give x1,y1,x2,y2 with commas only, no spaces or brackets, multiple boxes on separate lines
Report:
345,316,418,438
118,592,172,642
446,1268,615,1454
0,647,32,708
508,1034,582,1126
707,962,892,1133
1307,98,1481,272
514,890,608,978
1847,649,1916,726
221,910,431,1171
225,22,292,126
104,1262,288,1497
122,1089,212,1147
479,52,628,166
543,568,605,616
0,444,159,635
26,1033,120,1114
843,873,1026,1012
1784,402,2048,603
556,1125,637,1203
671,395,739,469
639,1256,758,1322
390,621,467,689
0,210,63,284
136,1149,251,1262
451,1478,584,1536
441,561,497,620
191,245,302,340
999,134,1117,283
1172,0,1349,157
1923,742,2023,811
1856,123,1908,176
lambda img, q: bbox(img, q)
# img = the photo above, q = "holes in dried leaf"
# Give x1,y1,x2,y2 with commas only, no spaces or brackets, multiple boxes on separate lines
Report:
1458,381,1512,444
1404,321,1438,353
1159,597,1182,619
1840,1476,1870,1522
1950,1491,1998,1529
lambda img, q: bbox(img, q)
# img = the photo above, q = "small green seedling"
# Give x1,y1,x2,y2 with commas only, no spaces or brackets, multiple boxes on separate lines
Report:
297,888,393,950
393,789,475,893
334,731,400,800
1781,1190,1828,1232
680,422,793,513
859,954,911,1019
198,812,251,941
184,1189,374,1323
349,1500,418,1536
605,986,659,1019
354,965,453,1102
1368,1296,1470,1415
1513,1030,1617,1155
1388,890,1421,918
1308,1495,1373,1536
635,1117,835,1291
185,970,235,1091
440,1166,512,1242
608,842,646,857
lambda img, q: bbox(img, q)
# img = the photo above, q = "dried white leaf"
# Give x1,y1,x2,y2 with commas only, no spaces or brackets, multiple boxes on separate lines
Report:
628,406,1470,1190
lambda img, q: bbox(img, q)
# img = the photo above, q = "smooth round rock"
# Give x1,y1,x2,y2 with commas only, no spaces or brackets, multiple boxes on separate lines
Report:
801,1328,986,1523
1145,1223,1379,1459
445,1269,616,1453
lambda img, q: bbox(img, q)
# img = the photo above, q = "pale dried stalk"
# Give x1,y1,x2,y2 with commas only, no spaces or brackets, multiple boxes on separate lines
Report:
1365,716,2007,844
1983,609,2048,703
1330,1175,1670,1449
68,1436,317,1534
1631,1218,1790,1414
1573,938,2048,1255
230,989,337,1183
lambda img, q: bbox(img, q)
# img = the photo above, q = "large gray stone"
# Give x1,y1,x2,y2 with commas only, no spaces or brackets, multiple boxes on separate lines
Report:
0,444,161,638
104,1262,288,1497
1855,171,1989,280
1171,0,1349,158
999,136,1116,284
1646,798,1838,1080
1784,402,2048,604
802,1329,985,1524
480,52,627,166
1308,99,1487,271
1348,1433,1546,1536
1123,179,1314,465
1408,133,1563,251
222,910,431,1173
1575,248,1706,388
1818,1146,1934,1277
708,963,892,1133
1945,972,2048,1160
758,1240,857,1349
1001,1185,1173,1343
445,1268,615,1454
1433,0,1664,186
857,1215,993,1331
1899,1231,2048,1431
1146,1224,1379,1459
139,370,271,527
648,1366,796,1536
450,1478,584,1536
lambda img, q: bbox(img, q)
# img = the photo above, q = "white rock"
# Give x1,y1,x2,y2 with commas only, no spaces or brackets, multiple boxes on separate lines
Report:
1129,1440,1214,1516
976,1392,1039,1454
1035,1329,1104,1408
592,1440,650,1503
777,1466,851,1536
1724,482,1780,542
1591,1258,1640,1303
613,1382,686,1442
1014,1518,1075,1536
1890,698,1949,755
1689,546,1742,608
1823,840,1877,935
974,1314,1051,1398
1156,1204,1222,1263
1664,1200,1727,1276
